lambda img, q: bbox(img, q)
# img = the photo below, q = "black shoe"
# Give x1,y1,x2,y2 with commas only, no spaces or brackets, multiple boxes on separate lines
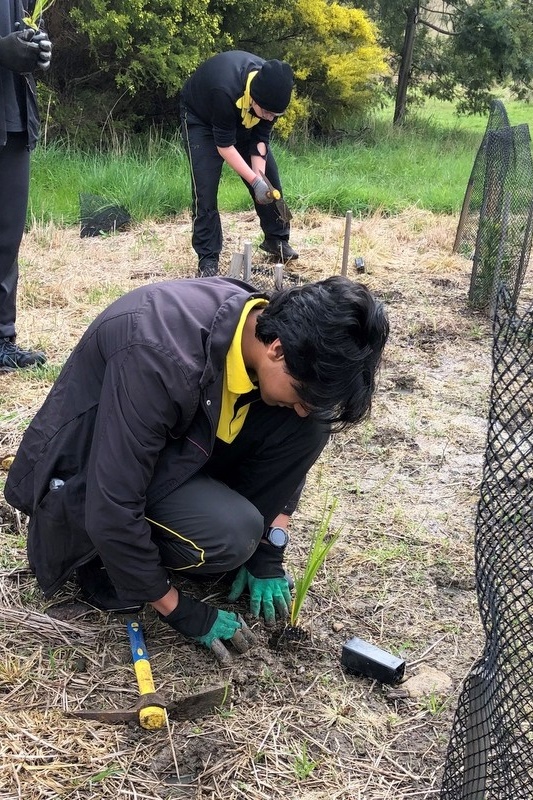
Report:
259,239,299,261
76,557,143,613
198,258,219,277
0,337,46,371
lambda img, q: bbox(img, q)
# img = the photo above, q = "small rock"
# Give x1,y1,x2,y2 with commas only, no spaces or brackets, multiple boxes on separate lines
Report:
332,622,345,632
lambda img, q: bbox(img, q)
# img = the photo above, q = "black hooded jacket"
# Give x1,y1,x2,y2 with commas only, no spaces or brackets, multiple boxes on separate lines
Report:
5,278,265,603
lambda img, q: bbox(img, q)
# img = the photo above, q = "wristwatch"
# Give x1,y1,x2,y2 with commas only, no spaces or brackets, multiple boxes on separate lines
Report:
264,526,290,549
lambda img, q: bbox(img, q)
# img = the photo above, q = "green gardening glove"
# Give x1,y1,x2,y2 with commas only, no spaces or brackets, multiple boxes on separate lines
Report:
194,608,242,648
228,565,291,627
159,595,256,666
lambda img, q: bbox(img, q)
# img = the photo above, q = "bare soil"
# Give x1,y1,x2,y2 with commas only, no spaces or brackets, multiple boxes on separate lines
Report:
1,209,529,799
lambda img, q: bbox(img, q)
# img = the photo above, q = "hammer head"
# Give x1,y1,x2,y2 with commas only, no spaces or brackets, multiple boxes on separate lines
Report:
67,684,232,728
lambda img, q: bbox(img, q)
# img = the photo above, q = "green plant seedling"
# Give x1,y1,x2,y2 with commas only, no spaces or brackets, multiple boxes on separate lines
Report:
290,497,342,627
421,690,447,716
23,0,55,30
292,741,318,779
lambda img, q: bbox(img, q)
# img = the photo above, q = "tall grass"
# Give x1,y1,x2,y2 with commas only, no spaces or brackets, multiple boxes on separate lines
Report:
28,99,533,225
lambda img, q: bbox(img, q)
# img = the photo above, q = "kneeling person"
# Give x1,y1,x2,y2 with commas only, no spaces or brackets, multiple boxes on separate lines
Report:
4,275,389,661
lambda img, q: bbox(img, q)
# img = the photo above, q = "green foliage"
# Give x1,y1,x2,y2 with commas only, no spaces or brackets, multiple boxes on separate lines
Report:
357,1,533,118
292,740,318,779
42,0,226,144
238,0,389,135
69,0,218,96
40,0,389,143
290,497,342,626
29,100,498,222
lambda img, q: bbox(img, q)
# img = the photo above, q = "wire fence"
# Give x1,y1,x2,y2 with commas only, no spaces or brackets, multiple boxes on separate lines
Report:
440,286,533,798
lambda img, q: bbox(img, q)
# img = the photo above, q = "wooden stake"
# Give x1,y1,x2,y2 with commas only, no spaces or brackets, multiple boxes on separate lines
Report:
341,210,352,276
229,252,243,278
274,264,284,290
243,241,252,282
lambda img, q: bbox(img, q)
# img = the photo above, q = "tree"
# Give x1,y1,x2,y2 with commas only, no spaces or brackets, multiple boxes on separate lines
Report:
232,0,390,135
42,0,228,145
356,0,533,123
41,0,388,144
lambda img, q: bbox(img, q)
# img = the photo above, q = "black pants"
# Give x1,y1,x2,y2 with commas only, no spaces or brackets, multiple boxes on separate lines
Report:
180,104,290,264
0,133,30,339
146,402,330,574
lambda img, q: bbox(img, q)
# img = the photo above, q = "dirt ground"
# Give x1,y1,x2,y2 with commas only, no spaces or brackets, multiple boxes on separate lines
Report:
1,208,528,799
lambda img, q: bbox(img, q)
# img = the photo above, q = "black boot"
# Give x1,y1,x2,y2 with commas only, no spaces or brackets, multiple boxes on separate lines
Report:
259,239,299,261
0,337,46,371
198,258,219,277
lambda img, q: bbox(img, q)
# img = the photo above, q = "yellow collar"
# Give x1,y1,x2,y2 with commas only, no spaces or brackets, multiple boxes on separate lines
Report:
235,71,261,129
216,298,267,443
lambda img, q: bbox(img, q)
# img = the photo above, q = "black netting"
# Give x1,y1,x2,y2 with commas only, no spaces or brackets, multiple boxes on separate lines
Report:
440,286,533,799
228,261,304,292
468,124,533,313
248,265,304,292
454,100,511,258
453,99,533,315
80,193,131,238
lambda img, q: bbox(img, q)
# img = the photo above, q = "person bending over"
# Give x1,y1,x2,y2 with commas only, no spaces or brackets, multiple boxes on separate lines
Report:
5,275,389,662
180,51,297,277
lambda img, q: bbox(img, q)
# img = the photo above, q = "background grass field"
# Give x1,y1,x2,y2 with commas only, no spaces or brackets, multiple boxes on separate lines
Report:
29,97,533,227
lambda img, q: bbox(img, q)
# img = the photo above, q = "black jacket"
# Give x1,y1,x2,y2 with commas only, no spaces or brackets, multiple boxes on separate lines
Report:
5,277,264,603
0,0,40,149
180,50,273,149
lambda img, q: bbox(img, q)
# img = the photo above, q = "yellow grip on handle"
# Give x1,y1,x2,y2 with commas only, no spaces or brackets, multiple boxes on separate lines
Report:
133,658,167,730
269,189,281,201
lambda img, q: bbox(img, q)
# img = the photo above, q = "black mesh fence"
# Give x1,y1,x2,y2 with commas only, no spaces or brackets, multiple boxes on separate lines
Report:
454,100,510,258
227,258,304,293
440,286,533,798
454,101,533,315
248,264,303,292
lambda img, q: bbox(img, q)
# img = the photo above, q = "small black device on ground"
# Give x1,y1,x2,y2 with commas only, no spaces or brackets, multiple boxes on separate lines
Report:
341,636,405,685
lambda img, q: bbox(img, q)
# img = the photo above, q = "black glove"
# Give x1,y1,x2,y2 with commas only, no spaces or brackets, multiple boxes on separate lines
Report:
0,29,41,73
245,541,286,579
158,593,218,638
158,593,256,665
251,176,274,205
32,30,52,71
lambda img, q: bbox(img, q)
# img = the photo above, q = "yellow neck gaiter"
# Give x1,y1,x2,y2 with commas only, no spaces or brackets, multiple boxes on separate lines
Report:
235,71,261,129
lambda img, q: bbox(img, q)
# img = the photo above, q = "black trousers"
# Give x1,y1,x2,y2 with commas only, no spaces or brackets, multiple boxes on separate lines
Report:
180,104,290,264
0,133,30,339
146,402,330,574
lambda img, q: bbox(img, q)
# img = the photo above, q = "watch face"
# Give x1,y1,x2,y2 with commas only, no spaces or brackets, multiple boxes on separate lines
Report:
268,526,289,548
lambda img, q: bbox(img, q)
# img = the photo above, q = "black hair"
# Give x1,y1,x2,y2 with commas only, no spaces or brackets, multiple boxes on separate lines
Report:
255,276,389,429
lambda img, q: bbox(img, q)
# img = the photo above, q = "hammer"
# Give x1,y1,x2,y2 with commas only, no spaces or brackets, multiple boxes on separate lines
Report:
68,616,231,729
126,616,167,729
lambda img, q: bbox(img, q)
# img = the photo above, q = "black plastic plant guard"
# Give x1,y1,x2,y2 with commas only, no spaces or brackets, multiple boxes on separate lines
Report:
440,286,533,799
80,193,131,238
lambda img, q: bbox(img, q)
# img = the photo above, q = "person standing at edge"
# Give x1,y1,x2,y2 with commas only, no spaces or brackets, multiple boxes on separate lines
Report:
0,0,52,371
4,275,389,664
180,50,298,278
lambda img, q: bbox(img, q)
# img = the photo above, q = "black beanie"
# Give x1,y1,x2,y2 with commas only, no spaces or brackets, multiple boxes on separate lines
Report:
251,60,294,114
